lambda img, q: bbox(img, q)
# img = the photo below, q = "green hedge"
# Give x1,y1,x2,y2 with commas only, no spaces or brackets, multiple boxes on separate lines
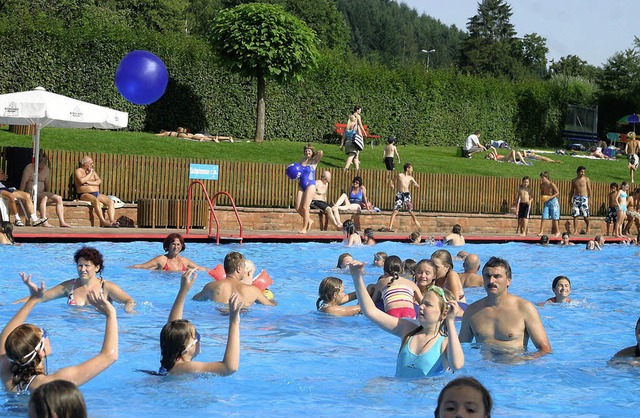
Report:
0,20,595,146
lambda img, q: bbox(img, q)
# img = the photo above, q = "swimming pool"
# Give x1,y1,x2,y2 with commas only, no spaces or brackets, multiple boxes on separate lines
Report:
1,241,638,417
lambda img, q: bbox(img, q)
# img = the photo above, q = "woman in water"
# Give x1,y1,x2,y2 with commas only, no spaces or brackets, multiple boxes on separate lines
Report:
16,247,136,314
434,376,493,418
1,274,118,393
343,219,362,246
158,269,243,375
541,276,572,305
350,262,463,378
130,233,207,271
316,277,360,317
295,144,323,234
431,249,466,305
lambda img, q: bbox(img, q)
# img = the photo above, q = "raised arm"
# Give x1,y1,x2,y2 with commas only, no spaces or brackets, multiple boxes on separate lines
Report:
49,289,118,387
104,282,136,314
349,262,415,338
169,269,197,321
443,301,464,371
13,279,69,304
1,274,44,357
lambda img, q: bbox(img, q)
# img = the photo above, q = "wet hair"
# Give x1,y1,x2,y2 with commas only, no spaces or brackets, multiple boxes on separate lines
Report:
415,259,437,278
409,231,421,243
373,252,387,262
73,246,104,275
163,233,185,253
552,275,570,289
352,176,363,186
223,251,245,275
343,219,357,235
403,259,417,275
452,224,462,234
5,324,45,390
561,232,570,239
29,380,87,418
586,240,595,249
383,255,403,286
303,143,316,158
434,376,493,418
364,228,375,238
482,256,512,279
431,249,454,274
160,319,197,373
401,286,455,348
316,277,343,309
1,221,15,244
403,163,412,172
336,253,353,269
540,235,549,245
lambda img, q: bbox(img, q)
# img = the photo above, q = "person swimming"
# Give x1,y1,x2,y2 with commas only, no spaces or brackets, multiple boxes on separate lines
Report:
316,277,360,317
129,233,207,271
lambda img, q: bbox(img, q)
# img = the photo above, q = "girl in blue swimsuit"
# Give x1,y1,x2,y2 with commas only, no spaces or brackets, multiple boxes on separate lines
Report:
349,262,464,378
295,144,323,234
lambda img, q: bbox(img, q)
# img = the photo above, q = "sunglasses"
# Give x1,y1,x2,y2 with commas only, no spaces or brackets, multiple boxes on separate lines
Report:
182,331,201,355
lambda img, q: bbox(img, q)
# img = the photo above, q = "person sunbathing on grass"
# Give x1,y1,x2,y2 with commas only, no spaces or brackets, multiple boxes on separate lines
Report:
523,150,562,163
155,128,232,142
485,147,527,164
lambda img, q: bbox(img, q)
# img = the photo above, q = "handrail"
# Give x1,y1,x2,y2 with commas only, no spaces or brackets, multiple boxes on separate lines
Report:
186,180,243,244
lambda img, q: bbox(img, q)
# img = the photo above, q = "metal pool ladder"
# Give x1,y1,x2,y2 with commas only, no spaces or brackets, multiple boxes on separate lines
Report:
185,180,243,244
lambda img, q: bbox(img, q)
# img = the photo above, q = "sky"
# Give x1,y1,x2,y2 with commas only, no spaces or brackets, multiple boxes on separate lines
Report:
400,0,639,67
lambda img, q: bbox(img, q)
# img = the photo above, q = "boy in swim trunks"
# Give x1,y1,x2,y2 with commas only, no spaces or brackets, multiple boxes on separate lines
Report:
387,163,421,232
513,176,532,236
538,171,560,237
625,132,639,183
605,182,619,236
383,137,400,186
569,166,592,234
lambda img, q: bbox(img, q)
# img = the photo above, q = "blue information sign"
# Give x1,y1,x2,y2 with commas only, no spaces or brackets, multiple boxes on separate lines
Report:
189,164,219,180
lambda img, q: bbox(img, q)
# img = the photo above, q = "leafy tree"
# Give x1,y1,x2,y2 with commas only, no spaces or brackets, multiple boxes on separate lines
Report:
548,55,599,80
460,0,521,78
518,33,548,78
210,3,319,142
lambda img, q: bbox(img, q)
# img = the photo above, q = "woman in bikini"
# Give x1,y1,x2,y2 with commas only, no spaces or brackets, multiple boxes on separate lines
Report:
15,247,136,314
130,233,207,271
295,144,323,234
431,249,467,308
1,273,118,393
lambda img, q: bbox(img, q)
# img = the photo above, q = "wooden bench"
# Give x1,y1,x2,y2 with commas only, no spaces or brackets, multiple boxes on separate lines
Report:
334,123,381,146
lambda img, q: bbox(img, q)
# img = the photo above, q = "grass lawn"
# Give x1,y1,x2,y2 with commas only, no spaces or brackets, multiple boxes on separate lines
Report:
0,127,631,184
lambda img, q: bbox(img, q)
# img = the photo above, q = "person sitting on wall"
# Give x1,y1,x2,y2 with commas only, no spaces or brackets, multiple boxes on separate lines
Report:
73,156,119,228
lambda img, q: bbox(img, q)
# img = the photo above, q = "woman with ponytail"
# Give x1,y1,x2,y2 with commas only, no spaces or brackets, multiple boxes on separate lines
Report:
1,273,118,393
370,255,422,319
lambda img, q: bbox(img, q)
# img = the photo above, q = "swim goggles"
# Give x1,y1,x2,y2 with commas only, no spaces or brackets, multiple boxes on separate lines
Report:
427,285,448,304
15,329,48,367
181,331,201,355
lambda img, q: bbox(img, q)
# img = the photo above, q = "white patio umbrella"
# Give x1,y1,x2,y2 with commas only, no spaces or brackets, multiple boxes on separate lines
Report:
0,86,128,207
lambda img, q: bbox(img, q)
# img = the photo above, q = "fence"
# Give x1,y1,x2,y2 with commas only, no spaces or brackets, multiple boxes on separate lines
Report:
0,147,611,216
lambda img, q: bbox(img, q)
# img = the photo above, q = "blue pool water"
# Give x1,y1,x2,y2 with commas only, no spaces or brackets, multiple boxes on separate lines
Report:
0,241,639,417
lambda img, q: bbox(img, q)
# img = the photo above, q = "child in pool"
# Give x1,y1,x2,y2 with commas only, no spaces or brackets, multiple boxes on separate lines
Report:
403,258,417,279
414,259,437,295
316,277,360,316
371,255,423,319
29,380,87,418
431,249,466,304
350,262,463,378
343,219,362,246
159,268,243,375
434,376,493,418
538,276,572,306
373,252,387,267
336,253,354,269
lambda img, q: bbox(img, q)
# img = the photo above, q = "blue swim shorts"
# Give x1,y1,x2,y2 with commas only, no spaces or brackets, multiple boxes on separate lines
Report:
542,197,560,220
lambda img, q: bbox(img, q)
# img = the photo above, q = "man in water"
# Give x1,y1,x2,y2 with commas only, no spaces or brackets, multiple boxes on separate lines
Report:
74,156,118,227
193,251,276,307
459,254,483,288
459,257,552,358
569,166,592,235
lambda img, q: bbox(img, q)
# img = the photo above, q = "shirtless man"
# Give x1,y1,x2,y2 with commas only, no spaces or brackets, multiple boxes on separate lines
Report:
459,254,483,288
444,224,465,246
625,132,639,183
387,163,421,231
310,171,340,229
569,166,592,234
538,171,560,237
192,251,276,307
513,176,532,236
0,170,47,227
19,153,70,227
74,156,118,227
459,257,552,358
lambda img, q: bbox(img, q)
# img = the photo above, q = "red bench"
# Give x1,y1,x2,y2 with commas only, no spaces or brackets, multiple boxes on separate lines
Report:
334,123,381,142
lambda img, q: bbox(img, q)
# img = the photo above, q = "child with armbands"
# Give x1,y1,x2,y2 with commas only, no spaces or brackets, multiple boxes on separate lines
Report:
370,255,422,319
158,269,243,375
350,262,464,378
316,277,360,316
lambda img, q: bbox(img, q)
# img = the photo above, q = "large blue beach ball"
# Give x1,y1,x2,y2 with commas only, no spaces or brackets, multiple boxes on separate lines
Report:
286,163,303,180
115,50,169,105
